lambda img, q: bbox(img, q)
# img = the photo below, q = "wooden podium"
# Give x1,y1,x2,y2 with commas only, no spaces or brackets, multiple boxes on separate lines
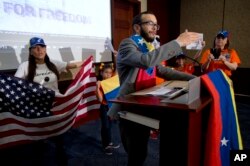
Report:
110,78,212,166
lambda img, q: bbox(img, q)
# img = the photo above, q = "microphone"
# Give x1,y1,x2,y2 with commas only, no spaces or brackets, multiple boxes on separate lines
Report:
183,55,201,67
182,55,203,75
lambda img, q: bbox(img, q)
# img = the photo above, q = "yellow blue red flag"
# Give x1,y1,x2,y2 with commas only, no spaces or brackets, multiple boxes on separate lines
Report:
201,70,243,166
100,75,120,108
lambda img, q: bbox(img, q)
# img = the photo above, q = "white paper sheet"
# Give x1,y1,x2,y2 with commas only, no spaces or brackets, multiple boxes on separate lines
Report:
186,33,203,50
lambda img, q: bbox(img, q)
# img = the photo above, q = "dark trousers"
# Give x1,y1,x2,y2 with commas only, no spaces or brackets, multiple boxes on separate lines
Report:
0,134,68,166
49,134,68,166
119,118,150,166
100,104,112,148
0,141,46,166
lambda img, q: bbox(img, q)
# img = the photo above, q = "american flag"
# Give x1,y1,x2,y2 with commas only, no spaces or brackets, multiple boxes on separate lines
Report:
0,56,100,149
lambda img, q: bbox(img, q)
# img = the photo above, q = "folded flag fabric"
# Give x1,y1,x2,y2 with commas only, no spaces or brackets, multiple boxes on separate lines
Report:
201,70,243,166
100,75,120,108
0,56,100,149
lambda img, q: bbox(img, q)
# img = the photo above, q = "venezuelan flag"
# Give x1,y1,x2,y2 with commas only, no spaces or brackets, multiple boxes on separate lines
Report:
201,70,243,166
100,75,120,108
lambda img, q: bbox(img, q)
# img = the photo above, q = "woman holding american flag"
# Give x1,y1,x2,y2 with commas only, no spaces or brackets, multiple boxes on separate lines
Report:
14,37,83,166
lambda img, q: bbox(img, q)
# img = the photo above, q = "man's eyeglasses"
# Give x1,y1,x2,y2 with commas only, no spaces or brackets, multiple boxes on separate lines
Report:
139,21,160,30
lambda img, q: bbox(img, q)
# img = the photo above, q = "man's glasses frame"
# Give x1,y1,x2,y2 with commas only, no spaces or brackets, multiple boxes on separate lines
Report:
139,21,160,30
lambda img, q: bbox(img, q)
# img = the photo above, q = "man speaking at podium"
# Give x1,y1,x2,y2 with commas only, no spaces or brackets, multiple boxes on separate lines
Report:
108,11,201,166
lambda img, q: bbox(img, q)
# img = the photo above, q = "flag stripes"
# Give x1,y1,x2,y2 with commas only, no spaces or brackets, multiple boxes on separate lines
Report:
201,70,243,166
0,56,100,148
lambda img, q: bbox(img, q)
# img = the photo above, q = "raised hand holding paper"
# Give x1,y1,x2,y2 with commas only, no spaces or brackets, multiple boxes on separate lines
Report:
186,33,203,50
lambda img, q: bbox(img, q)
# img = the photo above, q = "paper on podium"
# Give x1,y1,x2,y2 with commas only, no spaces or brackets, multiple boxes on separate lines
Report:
131,80,189,99
161,77,200,104
118,78,200,128
131,77,200,104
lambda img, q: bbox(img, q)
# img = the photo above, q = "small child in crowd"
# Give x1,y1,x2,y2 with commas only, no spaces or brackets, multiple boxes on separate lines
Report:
96,63,120,155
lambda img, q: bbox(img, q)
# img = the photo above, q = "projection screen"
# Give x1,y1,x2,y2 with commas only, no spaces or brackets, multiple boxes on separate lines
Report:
0,0,112,70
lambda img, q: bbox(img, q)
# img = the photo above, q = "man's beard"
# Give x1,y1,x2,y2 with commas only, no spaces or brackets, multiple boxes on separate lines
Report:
140,28,154,43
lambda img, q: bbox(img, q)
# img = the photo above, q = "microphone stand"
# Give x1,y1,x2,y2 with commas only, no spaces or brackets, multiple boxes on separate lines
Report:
183,46,205,75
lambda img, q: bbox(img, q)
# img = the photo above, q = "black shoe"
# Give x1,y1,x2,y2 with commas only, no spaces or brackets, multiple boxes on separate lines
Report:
104,146,113,155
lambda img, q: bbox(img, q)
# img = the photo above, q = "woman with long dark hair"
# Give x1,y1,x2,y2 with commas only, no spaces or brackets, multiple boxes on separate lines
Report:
200,30,241,77
14,37,83,165
15,37,82,93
